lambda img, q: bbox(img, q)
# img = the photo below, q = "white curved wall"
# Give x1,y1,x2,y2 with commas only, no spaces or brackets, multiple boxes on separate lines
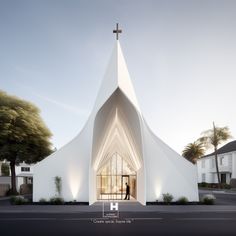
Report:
142,120,199,201
33,40,199,204
33,119,93,202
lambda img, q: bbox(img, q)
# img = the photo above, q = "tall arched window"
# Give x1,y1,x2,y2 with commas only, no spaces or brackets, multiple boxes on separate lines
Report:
96,152,136,200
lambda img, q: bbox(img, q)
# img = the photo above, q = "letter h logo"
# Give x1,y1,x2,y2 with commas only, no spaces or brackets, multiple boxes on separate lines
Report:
110,202,118,211
103,202,119,218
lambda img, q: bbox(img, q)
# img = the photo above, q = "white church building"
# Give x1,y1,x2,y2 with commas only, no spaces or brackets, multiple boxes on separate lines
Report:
33,26,199,205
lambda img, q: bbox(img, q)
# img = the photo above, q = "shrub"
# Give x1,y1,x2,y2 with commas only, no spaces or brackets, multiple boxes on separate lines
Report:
49,197,64,205
162,193,173,204
10,196,28,205
6,189,19,196
199,182,231,189
202,194,216,205
1,163,10,176
177,196,189,205
39,198,47,203
221,183,231,189
54,176,62,197
199,182,208,188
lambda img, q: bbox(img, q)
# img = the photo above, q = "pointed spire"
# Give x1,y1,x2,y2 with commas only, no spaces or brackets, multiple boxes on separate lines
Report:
93,40,140,113
116,41,140,111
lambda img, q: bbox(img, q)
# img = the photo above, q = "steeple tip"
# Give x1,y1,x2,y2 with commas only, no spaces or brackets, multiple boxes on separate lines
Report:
113,23,122,40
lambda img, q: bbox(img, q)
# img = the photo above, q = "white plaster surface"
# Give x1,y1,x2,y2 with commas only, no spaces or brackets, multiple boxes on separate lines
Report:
33,41,199,204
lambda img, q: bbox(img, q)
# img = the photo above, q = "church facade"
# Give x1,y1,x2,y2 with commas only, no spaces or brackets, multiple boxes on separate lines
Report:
33,38,199,205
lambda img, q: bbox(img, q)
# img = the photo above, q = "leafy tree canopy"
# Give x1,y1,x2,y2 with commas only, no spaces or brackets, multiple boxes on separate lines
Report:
198,125,232,149
182,141,205,164
0,90,53,164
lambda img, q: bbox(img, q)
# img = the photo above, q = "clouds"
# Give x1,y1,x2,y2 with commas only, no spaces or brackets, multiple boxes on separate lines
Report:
34,93,88,117
16,82,88,117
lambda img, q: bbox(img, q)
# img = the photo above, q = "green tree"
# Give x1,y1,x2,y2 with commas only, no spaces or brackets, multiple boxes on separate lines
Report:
182,141,205,164
199,122,232,187
0,90,52,194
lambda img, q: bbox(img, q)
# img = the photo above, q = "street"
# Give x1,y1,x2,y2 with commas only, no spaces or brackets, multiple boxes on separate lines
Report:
1,190,236,236
199,189,236,205
1,210,236,236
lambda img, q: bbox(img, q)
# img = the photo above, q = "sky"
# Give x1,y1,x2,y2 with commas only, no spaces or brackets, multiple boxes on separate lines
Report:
1,0,236,154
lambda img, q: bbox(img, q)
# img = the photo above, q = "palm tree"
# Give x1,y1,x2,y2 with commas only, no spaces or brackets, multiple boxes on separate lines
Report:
182,141,205,164
199,122,232,187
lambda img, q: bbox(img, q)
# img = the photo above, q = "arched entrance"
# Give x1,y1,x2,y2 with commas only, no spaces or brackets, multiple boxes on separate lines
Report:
96,152,136,200
91,89,144,203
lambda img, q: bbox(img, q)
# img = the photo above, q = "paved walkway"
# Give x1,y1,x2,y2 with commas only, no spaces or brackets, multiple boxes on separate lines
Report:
199,188,236,194
1,202,236,213
1,189,236,213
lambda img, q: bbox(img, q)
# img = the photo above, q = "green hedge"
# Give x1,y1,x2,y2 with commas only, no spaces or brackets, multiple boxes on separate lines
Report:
198,182,231,189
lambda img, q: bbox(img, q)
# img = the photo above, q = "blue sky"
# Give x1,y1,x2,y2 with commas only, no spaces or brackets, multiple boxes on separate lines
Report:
1,0,236,154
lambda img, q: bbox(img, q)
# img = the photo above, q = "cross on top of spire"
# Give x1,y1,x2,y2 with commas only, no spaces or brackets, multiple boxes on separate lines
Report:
113,23,122,40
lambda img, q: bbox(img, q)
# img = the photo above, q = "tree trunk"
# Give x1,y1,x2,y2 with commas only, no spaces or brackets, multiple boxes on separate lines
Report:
214,148,221,188
10,160,17,194
213,122,221,188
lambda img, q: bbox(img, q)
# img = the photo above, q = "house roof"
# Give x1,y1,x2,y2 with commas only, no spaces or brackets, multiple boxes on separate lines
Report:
202,140,236,158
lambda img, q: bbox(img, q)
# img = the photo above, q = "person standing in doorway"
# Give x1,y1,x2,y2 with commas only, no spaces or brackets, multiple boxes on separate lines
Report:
124,182,130,200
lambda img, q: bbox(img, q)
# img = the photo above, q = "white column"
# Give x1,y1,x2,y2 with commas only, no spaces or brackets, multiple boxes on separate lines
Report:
231,152,236,179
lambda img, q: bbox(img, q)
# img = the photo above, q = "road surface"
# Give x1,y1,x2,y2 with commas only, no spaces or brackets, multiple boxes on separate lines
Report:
1,211,236,236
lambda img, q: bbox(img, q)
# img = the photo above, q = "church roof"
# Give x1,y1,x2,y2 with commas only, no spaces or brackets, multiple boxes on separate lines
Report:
93,40,141,113
202,140,236,158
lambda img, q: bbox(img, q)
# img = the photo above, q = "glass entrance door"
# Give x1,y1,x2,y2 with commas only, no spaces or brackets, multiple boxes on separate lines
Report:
96,152,136,200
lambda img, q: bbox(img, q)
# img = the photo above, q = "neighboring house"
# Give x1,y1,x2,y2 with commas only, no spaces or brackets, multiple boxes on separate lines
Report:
0,161,34,192
197,140,236,185
15,163,34,187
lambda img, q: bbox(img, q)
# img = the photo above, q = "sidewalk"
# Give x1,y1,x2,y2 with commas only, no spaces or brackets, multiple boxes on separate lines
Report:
0,196,11,201
1,202,236,213
199,188,236,194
